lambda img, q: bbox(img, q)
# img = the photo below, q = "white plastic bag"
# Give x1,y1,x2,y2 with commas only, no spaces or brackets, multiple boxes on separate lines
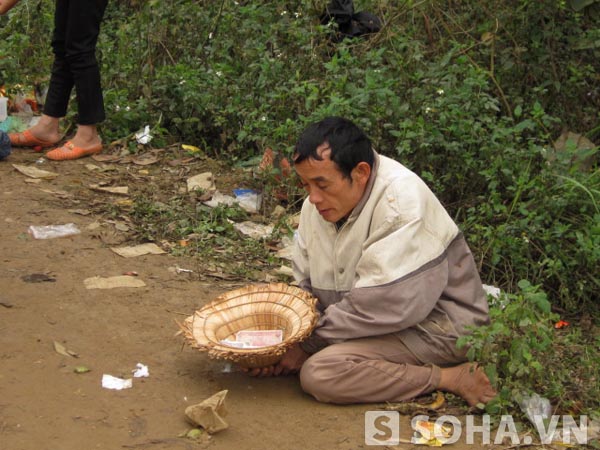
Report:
28,223,81,239
518,392,552,425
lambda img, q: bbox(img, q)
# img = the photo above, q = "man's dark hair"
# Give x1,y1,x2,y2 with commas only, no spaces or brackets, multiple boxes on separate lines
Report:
293,117,374,179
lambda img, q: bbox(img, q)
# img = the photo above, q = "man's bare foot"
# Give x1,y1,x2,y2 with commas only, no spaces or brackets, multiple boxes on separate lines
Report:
438,362,497,406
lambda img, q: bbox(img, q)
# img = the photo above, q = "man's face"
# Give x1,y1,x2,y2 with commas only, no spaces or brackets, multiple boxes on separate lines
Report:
294,143,371,223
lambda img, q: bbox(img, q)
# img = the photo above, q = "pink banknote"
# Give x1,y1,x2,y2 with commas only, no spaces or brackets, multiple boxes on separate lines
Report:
235,329,283,348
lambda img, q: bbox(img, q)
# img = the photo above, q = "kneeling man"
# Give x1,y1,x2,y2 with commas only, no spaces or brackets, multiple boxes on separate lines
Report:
248,117,496,407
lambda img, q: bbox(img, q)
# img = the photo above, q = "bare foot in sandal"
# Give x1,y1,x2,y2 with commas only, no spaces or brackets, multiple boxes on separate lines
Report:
9,114,62,148
68,124,102,150
45,124,102,161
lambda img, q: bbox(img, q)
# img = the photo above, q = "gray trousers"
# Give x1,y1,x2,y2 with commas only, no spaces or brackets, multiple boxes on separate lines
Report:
299,332,466,404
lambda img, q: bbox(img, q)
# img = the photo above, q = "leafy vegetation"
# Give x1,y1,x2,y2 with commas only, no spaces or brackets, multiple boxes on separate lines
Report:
459,281,599,423
2,1,597,313
1,0,598,425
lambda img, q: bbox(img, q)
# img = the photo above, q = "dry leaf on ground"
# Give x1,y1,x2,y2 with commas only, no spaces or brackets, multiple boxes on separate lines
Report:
83,275,146,289
12,164,59,180
111,243,166,258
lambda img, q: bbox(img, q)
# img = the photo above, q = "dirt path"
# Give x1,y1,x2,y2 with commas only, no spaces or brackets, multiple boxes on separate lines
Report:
0,149,501,450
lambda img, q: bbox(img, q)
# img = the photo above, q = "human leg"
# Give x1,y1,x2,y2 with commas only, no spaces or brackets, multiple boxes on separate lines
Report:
42,0,72,121
65,0,108,126
46,0,108,159
299,333,496,405
9,1,68,147
299,335,440,404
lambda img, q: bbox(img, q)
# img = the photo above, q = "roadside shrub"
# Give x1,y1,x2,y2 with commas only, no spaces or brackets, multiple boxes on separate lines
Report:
458,281,599,418
0,1,598,315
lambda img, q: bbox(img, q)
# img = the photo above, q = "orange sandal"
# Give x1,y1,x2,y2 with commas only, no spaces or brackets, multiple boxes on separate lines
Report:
46,141,103,161
9,130,58,150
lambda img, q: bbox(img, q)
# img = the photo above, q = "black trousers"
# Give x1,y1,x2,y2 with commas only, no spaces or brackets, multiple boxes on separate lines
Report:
43,0,108,125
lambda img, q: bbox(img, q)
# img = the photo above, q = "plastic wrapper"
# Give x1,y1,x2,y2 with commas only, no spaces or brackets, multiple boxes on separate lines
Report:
0,96,7,122
233,188,262,213
101,374,132,390
413,420,453,446
518,392,552,425
28,223,81,239
135,125,152,144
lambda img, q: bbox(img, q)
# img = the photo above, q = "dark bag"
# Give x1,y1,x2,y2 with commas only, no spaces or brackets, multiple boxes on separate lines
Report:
350,11,382,36
0,130,11,160
321,0,382,40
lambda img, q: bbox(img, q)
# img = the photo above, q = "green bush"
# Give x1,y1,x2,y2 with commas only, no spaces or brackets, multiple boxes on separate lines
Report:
1,1,598,314
458,281,599,418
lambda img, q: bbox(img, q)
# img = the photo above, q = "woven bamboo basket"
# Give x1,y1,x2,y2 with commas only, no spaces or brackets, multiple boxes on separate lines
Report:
181,283,318,368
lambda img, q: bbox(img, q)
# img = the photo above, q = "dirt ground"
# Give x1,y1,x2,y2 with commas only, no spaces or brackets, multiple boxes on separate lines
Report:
0,146,503,450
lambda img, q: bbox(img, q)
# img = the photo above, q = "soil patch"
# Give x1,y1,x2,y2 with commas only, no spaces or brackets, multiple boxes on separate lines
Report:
0,148,500,450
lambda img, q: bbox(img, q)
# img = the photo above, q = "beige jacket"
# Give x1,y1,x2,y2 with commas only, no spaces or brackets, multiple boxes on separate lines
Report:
293,153,490,358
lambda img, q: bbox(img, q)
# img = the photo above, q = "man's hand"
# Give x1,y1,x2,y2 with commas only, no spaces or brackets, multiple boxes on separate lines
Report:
242,343,310,377
274,343,310,375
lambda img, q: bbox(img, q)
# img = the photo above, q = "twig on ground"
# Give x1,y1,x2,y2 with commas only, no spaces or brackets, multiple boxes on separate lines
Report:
165,309,190,316
122,438,192,449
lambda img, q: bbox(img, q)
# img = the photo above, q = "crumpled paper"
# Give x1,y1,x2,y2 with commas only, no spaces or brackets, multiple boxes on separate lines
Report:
203,191,237,208
135,125,153,144
132,363,149,378
187,172,216,193
233,221,273,240
102,374,133,390
413,420,453,446
185,390,229,434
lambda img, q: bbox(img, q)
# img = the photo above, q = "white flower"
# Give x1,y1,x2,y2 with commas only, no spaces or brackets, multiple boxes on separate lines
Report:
294,12,301,18
261,116,267,121
437,89,444,95
209,32,214,39
216,71,223,77
281,10,288,15
425,107,432,114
